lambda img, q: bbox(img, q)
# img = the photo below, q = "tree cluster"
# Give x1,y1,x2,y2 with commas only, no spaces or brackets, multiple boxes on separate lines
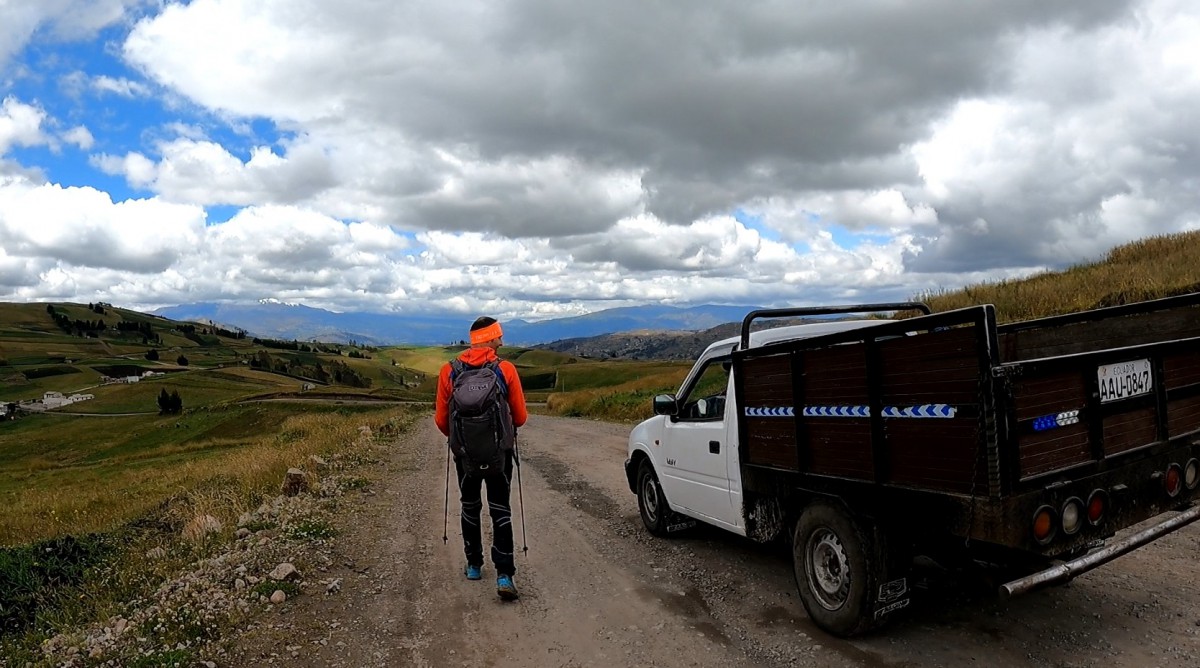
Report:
206,324,246,339
249,350,370,388
116,320,153,335
116,320,161,344
145,349,159,361
252,337,341,354
326,359,370,387
156,389,183,415
48,311,107,338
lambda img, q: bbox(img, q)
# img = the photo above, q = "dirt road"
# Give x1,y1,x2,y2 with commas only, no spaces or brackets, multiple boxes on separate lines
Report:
232,415,1200,667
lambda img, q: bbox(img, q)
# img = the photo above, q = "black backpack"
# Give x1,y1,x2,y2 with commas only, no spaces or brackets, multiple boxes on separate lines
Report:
448,359,514,475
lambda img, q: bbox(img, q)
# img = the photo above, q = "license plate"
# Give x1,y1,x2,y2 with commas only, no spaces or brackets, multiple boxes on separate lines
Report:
1097,358,1153,403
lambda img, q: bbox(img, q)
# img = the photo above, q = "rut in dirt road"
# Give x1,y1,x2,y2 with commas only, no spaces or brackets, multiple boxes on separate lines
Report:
230,414,1200,668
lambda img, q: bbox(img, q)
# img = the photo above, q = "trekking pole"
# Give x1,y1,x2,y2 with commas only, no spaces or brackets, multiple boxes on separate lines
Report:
514,437,528,554
442,444,451,545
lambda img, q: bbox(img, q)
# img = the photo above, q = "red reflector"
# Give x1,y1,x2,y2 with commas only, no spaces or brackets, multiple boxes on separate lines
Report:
1166,464,1183,497
1033,507,1055,544
1087,493,1105,524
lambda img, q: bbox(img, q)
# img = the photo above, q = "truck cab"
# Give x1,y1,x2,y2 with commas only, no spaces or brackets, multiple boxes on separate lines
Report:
626,318,889,534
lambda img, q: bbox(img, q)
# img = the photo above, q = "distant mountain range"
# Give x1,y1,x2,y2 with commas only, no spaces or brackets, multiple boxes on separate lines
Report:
152,301,767,346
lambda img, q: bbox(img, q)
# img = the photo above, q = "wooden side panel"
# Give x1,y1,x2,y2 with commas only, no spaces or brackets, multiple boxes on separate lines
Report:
1103,407,1157,456
1013,371,1087,421
799,343,873,478
1018,423,1091,478
1164,351,1200,390
879,327,981,404
1013,369,1092,478
878,327,984,492
1000,306,1200,362
805,422,873,479
740,354,798,470
1167,396,1200,439
885,419,985,493
1164,339,1200,439
802,344,869,402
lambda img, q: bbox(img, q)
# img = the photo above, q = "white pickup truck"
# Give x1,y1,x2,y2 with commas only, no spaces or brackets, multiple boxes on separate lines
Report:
625,299,1200,636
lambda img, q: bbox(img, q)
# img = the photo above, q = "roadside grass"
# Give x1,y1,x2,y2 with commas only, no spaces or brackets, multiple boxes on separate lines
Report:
0,403,420,662
915,230,1200,322
550,360,689,394
0,407,278,544
250,580,302,600
283,518,338,540
543,366,691,423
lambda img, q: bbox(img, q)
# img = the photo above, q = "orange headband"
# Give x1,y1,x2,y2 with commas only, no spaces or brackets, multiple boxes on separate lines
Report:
469,321,503,345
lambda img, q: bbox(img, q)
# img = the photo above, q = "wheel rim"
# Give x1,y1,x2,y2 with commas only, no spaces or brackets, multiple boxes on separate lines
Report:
641,476,660,523
805,527,850,611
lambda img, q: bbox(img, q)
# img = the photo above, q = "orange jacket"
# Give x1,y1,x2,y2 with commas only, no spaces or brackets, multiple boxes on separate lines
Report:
434,346,528,437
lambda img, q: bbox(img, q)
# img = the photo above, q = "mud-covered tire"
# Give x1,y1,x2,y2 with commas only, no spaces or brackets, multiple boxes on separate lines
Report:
637,460,671,537
792,501,892,637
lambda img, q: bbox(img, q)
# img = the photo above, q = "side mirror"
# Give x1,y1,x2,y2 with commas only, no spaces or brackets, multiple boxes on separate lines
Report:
653,394,678,416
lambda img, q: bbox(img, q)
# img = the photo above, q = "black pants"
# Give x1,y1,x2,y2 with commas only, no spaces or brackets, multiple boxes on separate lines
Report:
455,451,515,576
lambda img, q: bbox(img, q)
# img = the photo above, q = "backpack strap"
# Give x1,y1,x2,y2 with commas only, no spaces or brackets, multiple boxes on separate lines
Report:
484,359,509,396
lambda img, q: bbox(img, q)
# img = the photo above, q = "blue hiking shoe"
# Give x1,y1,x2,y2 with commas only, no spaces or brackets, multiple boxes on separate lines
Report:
496,574,519,601
464,564,482,581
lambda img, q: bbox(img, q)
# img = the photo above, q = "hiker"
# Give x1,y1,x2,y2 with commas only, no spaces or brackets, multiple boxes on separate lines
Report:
435,316,528,600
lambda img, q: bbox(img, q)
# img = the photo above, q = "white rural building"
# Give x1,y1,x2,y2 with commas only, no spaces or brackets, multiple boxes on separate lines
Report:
37,391,95,410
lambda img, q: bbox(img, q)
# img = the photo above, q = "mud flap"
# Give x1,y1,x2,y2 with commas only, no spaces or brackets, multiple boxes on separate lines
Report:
666,518,697,533
873,577,911,620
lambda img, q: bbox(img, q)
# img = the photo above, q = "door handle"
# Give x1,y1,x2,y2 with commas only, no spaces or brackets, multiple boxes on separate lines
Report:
709,440,720,454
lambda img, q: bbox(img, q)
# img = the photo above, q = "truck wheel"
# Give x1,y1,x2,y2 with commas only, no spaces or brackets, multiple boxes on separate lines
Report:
637,460,671,536
792,501,891,637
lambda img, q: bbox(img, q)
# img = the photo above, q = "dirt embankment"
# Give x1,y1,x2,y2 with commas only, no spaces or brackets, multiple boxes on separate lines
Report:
230,415,1200,668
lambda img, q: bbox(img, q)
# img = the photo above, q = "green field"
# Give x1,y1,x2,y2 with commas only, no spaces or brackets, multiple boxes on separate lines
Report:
0,302,682,543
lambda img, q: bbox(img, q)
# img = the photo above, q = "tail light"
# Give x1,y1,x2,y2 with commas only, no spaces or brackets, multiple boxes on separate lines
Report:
1061,498,1084,535
1032,505,1056,545
1185,459,1199,491
1165,463,1183,497
1086,490,1107,525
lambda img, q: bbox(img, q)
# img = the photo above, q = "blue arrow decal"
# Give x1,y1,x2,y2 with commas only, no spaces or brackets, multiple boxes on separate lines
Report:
755,404,958,419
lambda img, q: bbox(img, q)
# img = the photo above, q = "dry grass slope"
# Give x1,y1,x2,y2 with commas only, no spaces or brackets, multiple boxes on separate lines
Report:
914,230,1200,322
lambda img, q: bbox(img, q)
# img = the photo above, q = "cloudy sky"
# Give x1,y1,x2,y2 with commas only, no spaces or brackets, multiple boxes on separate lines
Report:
1,0,1197,320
